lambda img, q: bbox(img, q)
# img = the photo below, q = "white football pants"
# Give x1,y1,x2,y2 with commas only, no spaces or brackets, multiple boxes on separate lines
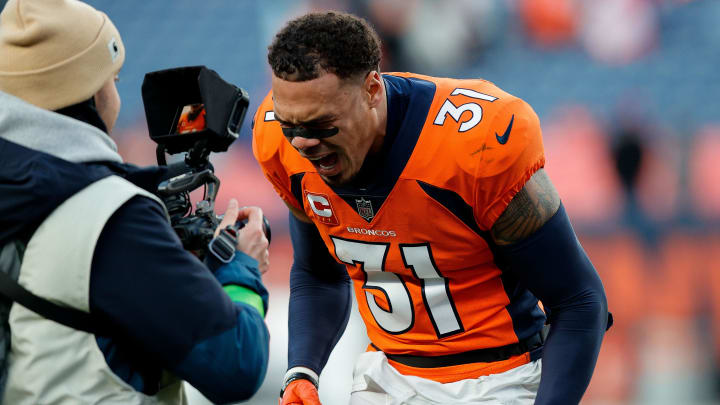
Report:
349,351,541,405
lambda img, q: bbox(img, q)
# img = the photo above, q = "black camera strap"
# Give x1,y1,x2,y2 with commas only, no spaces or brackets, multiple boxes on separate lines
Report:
208,225,239,264
0,270,100,335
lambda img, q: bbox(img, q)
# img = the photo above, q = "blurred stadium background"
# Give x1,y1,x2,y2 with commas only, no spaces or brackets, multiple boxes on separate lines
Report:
10,0,720,403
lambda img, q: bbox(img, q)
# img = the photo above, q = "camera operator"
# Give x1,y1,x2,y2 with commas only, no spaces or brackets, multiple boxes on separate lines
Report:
0,1,270,404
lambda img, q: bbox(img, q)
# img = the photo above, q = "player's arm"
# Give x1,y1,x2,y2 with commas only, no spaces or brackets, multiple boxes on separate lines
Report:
490,169,610,405
286,200,312,223
490,168,560,245
280,206,352,405
252,101,348,403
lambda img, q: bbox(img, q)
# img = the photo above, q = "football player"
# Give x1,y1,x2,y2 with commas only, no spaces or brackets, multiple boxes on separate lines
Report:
253,11,611,405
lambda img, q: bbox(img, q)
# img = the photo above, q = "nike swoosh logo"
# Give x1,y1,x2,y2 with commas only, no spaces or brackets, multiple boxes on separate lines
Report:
495,114,514,145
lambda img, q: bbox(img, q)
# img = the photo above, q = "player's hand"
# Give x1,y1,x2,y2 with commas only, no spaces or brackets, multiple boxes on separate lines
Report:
236,205,270,274
279,379,321,405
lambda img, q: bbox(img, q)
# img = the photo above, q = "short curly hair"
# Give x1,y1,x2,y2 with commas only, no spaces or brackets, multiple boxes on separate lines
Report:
268,11,381,82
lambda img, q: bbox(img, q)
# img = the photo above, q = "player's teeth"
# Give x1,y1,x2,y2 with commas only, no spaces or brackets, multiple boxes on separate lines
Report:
317,153,338,170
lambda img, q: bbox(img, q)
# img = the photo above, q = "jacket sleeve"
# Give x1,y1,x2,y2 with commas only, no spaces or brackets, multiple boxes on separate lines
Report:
89,196,269,403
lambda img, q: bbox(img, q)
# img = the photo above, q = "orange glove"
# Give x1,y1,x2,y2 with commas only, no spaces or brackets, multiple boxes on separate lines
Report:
279,379,321,405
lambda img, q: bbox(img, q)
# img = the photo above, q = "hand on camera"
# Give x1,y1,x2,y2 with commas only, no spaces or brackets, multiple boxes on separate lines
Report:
216,199,270,274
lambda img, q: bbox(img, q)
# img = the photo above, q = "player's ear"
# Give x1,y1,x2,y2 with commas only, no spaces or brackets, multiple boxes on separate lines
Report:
364,70,383,108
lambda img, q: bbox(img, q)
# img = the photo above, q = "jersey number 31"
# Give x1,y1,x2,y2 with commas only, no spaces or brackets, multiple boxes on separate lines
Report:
331,237,464,339
433,88,498,132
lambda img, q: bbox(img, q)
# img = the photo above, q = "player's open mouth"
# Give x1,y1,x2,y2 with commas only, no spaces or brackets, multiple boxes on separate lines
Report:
308,153,340,176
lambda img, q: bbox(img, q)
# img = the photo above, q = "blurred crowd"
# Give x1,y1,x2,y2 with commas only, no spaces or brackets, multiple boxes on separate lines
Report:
19,0,717,403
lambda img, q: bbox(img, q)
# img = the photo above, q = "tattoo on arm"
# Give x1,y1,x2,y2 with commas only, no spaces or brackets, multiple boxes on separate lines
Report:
490,169,561,246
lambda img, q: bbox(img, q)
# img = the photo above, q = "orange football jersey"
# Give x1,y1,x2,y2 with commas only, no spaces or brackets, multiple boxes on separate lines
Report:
253,73,547,382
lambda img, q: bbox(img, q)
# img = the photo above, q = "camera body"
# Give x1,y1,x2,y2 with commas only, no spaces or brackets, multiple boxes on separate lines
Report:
141,66,250,257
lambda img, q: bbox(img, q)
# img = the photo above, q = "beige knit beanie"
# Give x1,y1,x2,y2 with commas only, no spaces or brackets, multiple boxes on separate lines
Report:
0,0,125,110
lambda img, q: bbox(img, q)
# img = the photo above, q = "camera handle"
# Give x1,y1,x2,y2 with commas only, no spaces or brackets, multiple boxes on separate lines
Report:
226,94,247,140
157,168,219,200
156,144,168,166
155,139,212,168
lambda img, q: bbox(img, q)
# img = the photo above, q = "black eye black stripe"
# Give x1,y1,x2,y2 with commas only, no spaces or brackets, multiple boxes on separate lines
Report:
281,127,339,139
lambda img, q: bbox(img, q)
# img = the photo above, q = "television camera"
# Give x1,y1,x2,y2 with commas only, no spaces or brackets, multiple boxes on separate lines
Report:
141,66,269,259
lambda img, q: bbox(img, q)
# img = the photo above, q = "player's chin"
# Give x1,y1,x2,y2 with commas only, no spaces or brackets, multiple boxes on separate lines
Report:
318,166,351,186
319,172,345,185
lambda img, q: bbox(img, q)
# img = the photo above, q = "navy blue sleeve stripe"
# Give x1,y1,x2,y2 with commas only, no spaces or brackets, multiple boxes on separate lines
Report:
416,180,483,237
290,173,305,208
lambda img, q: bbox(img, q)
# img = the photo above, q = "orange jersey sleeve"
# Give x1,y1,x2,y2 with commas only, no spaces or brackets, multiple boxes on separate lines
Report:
252,91,311,212
470,97,545,230
393,73,545,231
